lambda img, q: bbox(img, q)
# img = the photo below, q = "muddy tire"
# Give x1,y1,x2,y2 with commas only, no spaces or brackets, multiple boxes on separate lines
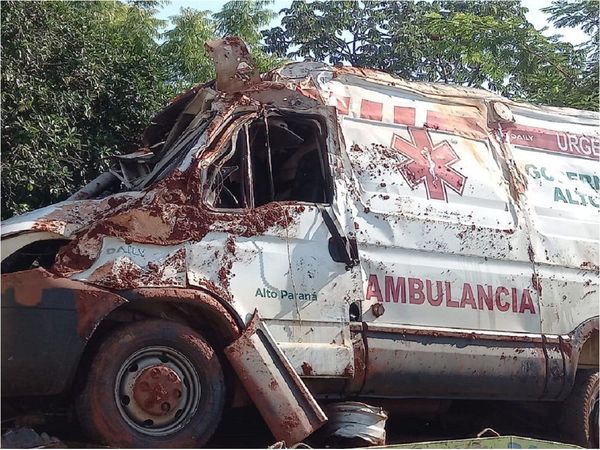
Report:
561,370,599,448
77,319,225,448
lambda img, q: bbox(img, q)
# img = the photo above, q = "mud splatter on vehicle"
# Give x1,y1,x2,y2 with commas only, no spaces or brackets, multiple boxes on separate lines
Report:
2,36,598,449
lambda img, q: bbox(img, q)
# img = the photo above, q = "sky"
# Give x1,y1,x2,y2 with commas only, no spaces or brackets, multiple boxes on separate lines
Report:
156,0,589,46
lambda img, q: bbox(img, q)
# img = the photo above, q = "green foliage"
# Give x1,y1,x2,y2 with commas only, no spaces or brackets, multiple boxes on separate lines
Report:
160,1,282,88
420,4,585,105
264,0,595,109
542,0,598,109
160,7,216,89
1,0,596,220
543,0,599,36
214,0,282,73
1,0,171,219
265,0,387,66
1,0,281,219
215,0,275,47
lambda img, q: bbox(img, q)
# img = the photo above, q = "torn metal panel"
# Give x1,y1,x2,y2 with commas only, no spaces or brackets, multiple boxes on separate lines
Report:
162,88,218,152
141,82,207,148
321,402,387,446
206,37,261,93
1,191,142,242
71,237,187,290
245,84,321,110
224,311,327,445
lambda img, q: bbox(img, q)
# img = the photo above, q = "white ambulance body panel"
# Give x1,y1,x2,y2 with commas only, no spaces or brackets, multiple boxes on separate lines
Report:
334,82,539,334
268,63,598,398
507,105,599,336
271,62,598,339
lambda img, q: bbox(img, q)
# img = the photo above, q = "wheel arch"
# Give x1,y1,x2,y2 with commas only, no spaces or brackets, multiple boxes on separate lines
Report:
73,287,245,401
577,330,599,369
117,287,244,344
560,316,599,400
569,316,599,370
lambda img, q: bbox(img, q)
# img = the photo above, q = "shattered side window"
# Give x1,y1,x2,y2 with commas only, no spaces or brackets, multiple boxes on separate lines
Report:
206,135,249,209
206,113,332,210
250,115,332,207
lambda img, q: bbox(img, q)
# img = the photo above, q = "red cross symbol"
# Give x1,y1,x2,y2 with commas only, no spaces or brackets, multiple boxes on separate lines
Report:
391,127,466,201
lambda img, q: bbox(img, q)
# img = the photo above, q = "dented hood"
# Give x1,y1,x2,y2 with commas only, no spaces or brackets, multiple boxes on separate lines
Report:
1,192,140,239
2,203,67,237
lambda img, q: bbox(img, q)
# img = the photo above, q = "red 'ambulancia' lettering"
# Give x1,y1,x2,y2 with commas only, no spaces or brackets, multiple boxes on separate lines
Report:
460,283,477,309
366,274,382,302
408,278,425,304
426,280,444,306
446,281,459,308
385,276,405,303
495,287,510,312
519,290,536,314
365,274,537,314
477,285,494,310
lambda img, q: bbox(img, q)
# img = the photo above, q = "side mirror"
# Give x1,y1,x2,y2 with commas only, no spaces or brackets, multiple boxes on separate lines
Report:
322,210,359,270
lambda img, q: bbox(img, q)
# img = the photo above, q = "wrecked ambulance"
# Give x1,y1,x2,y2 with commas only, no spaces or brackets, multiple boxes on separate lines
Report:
2,38,599,448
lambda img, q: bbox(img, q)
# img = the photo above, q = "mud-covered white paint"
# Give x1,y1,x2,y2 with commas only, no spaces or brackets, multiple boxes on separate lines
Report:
2,61,598,390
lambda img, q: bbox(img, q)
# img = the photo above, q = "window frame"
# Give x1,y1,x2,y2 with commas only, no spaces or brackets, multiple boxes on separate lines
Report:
202,109,336,214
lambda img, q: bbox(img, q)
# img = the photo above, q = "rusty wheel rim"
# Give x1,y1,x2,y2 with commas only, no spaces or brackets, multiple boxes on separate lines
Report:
114,346,201,436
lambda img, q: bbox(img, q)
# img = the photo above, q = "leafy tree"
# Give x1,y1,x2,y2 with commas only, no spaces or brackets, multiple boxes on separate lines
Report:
1,0,282,219
1,1,170,219
160,1,281,88
160,7,216,89
264,0,592,109
542,0,598,109
264,0,386,66
2,0,595,220
214,0,275,47
214,0,282,73
421,3,585,103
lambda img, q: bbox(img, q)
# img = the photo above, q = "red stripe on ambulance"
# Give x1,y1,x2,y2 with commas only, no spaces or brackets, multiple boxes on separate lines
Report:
506,123,599,160
394,106,416,125
329,95,598,161
360,99,383,121
365,274,536,314
331,95,351,115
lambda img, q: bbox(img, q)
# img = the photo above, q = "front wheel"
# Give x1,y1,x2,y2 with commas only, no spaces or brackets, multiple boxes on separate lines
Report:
77,319,225,448
560,370,599,448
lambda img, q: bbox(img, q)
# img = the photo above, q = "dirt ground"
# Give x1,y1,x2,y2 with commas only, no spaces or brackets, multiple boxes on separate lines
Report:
2,398,568,448
204,399,564,448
